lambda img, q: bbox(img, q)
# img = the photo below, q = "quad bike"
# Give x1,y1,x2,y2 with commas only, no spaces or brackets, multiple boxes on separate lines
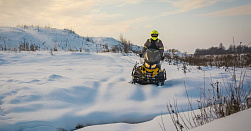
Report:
131,49,166,86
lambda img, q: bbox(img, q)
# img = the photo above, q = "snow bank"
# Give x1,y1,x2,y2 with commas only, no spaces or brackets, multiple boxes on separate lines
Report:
191,108,251,131
82,108,251,131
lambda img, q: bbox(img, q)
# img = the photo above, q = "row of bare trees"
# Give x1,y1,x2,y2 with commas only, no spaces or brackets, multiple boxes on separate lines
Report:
195,43,251,55
164,49,251,68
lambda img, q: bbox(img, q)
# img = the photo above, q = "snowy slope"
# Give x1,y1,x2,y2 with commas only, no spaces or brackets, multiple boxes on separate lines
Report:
0,51,250,131
81,107,251,131
0,26,141,52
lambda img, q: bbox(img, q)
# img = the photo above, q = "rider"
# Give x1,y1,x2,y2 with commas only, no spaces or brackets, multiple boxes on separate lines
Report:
141,30,164,58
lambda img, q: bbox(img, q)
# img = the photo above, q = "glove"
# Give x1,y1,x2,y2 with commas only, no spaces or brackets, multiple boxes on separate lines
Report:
161,56,165,60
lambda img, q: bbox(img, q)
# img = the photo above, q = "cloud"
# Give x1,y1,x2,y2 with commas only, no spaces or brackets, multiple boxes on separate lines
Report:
145,24,153,28
81,16,149,36
115,0,144,7
0,0,98,26
0,0,146,33
158,0,222,16
0,0,50,23
198,3,251,17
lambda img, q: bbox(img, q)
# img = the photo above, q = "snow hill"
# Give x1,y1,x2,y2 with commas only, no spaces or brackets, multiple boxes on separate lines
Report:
0,26,141,52
0,51,250,131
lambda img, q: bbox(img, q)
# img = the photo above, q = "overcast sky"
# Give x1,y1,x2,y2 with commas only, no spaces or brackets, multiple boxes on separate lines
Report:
1,0,251,53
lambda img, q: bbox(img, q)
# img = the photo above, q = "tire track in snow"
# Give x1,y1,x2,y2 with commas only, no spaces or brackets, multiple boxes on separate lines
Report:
95,54,128,102
22,28,54,48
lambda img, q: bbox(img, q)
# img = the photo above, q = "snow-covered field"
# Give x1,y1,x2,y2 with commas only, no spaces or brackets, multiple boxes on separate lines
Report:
0,51,250,131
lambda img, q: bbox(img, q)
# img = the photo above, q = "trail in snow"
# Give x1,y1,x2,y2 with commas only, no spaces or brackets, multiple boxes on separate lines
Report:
22,27,53,47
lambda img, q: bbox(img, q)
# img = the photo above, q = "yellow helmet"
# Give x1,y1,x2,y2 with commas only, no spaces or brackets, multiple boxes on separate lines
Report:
151,30,159,40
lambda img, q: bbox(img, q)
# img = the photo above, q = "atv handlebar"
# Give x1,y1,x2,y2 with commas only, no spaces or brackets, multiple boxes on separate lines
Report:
139,53,164,60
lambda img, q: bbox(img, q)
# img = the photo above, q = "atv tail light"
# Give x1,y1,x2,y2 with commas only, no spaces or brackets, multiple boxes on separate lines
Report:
145,62,150,68
151,64,156,69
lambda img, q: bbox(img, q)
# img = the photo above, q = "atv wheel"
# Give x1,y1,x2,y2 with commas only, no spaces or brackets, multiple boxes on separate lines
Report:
156,81,163,86
132,79,136,84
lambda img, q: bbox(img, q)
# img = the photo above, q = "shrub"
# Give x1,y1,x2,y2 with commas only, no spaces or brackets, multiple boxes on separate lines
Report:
163,67,250,131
